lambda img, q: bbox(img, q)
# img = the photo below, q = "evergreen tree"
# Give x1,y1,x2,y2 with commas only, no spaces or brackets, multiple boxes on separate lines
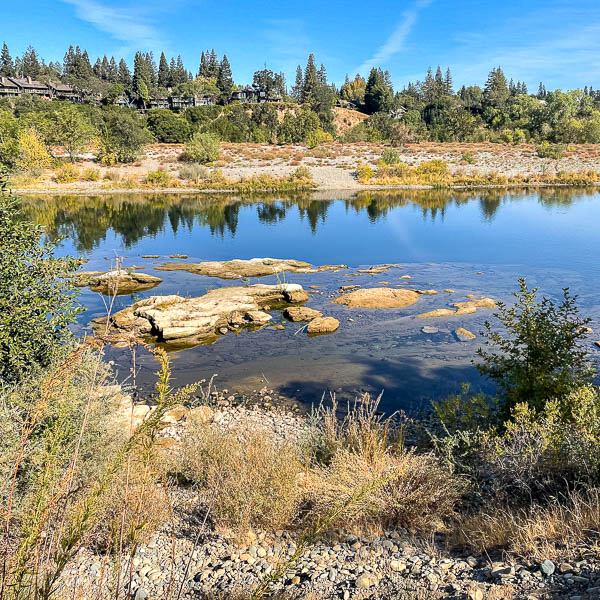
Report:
169,57,177,87
22,46,41,78
63,45,75,77
0,42,15,77
434,65,444,98
175,55,186,85
93,58,102,78
444,67,454,95
14,57,22,77
364,67,393,113
198,51,207,77
118,58,132,87
537,82,547,99
217,55,233,99
107,56,118,82
521,82,528,95
133,52,152,98
318,64,327,86
483,66,510,108
301,53,319,104
291,65,303,102
421,67,436,103
101,55,109,79
158,52,170,88
207,49,219,78
81,50,92,77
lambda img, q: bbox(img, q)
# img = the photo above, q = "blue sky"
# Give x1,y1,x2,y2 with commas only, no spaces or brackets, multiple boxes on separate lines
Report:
4,0,600,91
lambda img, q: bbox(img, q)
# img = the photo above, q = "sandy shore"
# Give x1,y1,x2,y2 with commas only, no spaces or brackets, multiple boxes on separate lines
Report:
11,142,600,194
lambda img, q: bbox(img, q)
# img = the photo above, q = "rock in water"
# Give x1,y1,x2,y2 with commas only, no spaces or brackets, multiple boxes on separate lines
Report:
422,326,439,334
455,327,476,341
155,257,346,279
284,307,322,322
417,309,456,318
307,317,340,334
73,270,162,295
333,288,419,309
98,284,307,344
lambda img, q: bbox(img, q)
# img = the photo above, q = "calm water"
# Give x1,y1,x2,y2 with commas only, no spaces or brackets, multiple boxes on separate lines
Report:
21,188,600,412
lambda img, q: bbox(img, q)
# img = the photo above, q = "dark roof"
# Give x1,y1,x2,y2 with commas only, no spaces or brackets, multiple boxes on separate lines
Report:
0,77,18,88
50,82,75,92
9,77,50,90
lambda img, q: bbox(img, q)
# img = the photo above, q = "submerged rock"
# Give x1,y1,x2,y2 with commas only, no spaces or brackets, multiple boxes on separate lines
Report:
284,307,322,322
415,289,438,295
453,298,497,315
73,270,162,295
155,257,346,279
307,316,340,334
455,328,476,341
96,283,307,344
333,288,420,309
422,326,439,334
417,309,456,318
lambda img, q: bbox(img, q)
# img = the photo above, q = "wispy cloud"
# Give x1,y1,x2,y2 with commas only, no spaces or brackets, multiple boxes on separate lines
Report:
357,0,434,74
60,0,166,50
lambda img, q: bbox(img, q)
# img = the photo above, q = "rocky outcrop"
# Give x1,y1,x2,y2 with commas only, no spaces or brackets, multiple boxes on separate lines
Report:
307,316,340,334
155,258,346,280
455,328,476,341
73,270,162,295
95,283,308,344
284,307,323,322
333,288,420,309
418,298,496,319
417,309,456,318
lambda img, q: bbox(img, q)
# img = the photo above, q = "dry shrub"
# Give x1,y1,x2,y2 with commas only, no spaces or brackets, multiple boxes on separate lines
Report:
103,169,121,182
308,448,464,533
179,420,302,531
53,163,79,183
455,489,600,559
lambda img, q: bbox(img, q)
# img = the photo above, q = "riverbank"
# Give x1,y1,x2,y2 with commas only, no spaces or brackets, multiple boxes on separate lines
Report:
10,142,600,194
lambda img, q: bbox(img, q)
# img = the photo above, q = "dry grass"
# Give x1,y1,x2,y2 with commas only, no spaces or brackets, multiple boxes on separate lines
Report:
455,489,600,560
178,420,303,532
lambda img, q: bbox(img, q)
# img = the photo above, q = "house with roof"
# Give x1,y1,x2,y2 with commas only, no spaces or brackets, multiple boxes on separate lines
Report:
0,77,19,98
8,77,52,97
49,81,80,102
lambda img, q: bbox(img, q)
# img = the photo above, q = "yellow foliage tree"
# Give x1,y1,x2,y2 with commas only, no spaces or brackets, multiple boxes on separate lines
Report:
16,127,51,171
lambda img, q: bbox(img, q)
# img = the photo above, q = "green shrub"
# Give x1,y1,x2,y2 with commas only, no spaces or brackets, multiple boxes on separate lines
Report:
53,163,79,183
477,278,594,416
461,151,475,164
537,141,564,159
381,147,402,165
81,167,100,181
146,108,192,143
0,172,80,384
145,170,172,187
183,132,221,164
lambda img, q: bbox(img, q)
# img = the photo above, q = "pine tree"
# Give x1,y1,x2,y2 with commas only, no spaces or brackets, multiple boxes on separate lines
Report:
158,52,170,87
0,42,15,77
198,51,207,77
521,81,528,95
175,55,186,85
101,55,109,79
81,50,92,77
483,67,510,108
301,53,319,104
217,55,233,99
93,58,102,78
318,64,327,86
22,46,41,78
421,67,435,103
107,56,118,82
63,45,75,77
207,49,219,78
14,57,22,78
291,65,303,102
444,67,453,95
118,58,131,87
434,65,444,98
364,67,393,113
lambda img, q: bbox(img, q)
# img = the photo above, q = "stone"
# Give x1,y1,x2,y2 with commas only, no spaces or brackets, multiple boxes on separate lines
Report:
284,307,322,322
595,341,600,348
188,405,214,423
422,326,439,334
443,289,455,293
416,289,438,295
577,326,593,334
417,309,456,318
98,284,308,344
333,288,420,309
244,310,272,323
156,257,346,279
161,405,188,423
307,317,340,334
356,574,378,588
540,559,556,576
400,275,412,279
468,587,484,600
453,298,496,313
455,328,476,341
134,588,148,600
73,270,162,296
390,560,406,572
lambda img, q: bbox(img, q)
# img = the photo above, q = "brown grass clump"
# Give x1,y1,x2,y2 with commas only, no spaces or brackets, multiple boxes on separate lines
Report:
178,420,303,531
307,448,464,533
455,489,600,560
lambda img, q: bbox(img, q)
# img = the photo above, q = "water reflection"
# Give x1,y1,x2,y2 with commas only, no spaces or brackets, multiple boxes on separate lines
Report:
20,187,593,253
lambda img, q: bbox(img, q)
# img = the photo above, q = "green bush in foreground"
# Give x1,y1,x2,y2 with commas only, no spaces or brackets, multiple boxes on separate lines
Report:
477,277,594,416
184,131,222,164
0,172,81,384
